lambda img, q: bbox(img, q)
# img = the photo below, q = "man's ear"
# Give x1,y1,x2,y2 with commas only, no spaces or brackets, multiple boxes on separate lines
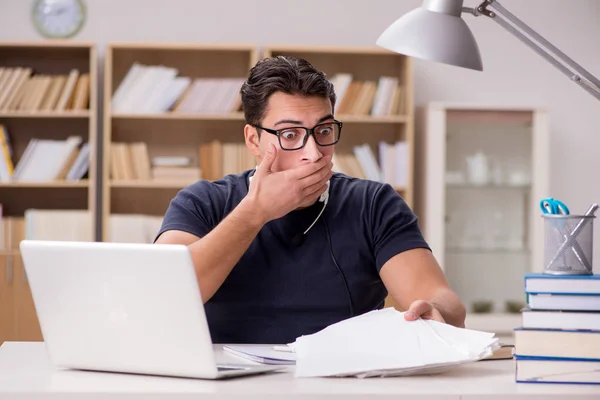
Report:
244,124,261,159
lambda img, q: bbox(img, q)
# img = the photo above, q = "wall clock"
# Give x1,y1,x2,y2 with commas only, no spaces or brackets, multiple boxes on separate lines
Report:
32,0,86,39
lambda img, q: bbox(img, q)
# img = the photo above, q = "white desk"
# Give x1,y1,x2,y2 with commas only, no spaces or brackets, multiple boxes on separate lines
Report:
1,342,599,400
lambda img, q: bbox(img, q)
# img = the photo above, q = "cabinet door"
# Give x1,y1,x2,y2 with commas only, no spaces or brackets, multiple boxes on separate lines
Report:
14,255,43,341
0,255,17,345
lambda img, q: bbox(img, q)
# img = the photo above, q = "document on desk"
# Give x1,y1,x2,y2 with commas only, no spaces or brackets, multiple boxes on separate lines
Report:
222,345,296,365
292,308,500,378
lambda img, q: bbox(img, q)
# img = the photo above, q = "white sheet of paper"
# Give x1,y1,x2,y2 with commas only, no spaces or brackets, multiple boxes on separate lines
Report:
292,308,499,378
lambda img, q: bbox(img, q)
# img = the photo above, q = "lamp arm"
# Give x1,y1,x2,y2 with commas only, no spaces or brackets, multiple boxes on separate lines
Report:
464,0,600,101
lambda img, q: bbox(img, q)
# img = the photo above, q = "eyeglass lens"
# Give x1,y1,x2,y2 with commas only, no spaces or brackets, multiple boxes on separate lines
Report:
279,123,340,149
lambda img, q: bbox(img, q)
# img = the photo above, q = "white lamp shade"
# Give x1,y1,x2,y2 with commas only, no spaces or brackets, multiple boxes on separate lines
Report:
376,6,483,71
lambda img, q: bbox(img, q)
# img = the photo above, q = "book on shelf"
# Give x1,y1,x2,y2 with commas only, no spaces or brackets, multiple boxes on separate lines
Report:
0,67,89,112
111,62,243,114
514,272,600,385
110,141,201,183
332,141,408,187
109,214,164,243
0,210,93,247
0,125,15,182
199,140,255,180
330,73,404,117
3,131,89,183
110,139,408,186
0,215,25,250
24,209,93,242
110,140,256,184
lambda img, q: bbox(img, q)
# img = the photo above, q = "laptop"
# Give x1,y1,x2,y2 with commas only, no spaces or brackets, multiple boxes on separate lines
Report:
19,239,284,379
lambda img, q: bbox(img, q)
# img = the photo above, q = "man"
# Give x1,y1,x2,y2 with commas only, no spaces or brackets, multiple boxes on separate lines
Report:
155,55,466,344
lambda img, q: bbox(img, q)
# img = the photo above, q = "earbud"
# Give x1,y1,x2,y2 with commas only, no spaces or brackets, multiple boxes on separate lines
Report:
319,180,330,203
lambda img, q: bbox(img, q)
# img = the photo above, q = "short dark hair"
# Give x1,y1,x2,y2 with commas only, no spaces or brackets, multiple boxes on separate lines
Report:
240,55,336,126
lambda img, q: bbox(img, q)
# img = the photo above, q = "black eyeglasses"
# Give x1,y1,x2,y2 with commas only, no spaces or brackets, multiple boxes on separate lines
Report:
253,120,343,151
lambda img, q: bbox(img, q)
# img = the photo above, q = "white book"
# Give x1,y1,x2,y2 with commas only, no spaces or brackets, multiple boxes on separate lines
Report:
528,293,600,311
112,63,145,112
522,309,600,331
371,77,398,116
394,141,409,187
118,66,161,113
142,66,179,113
66,142,90,180
157,76,190,112
354,144,382,182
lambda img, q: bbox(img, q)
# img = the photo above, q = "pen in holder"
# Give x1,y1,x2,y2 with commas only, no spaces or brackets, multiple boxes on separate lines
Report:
543,203,598,275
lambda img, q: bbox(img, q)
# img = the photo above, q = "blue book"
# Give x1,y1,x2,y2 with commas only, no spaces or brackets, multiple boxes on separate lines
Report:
527,293,600,311
524,273,600,295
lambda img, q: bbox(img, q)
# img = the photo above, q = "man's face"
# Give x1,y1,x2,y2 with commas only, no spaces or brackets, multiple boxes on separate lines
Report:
245,92,336,172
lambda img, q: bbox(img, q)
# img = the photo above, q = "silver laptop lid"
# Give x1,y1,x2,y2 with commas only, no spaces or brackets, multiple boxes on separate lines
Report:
19,240,221,379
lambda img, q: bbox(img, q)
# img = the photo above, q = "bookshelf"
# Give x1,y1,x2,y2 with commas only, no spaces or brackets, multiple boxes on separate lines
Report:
101,42,259,242
261,45,414,207
0,41,97,345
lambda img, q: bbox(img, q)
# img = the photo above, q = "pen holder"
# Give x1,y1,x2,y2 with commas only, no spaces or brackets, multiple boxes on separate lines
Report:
543,214,595,275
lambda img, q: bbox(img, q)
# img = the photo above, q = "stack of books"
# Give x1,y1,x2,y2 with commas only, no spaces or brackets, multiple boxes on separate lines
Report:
514,272,600,384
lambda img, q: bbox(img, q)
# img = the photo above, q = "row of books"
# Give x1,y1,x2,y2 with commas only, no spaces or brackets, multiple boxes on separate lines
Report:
109,63,407,117
0,127,89,183
333,142,409,188
0,210,163,247
108,139,408,188
0,67,89,112
514,272,600,385
110,141,202,182
110,140,256,183
111,63,243,114
331,74,404,116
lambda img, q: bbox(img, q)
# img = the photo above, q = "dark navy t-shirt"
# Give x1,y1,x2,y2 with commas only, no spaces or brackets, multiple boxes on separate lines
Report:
155,171,430,344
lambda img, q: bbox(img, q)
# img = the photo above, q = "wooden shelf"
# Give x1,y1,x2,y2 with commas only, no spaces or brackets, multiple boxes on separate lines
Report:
110,180,193,189
0,111,90,118
0,181,88,188
109,112,409,124
111,112,245,121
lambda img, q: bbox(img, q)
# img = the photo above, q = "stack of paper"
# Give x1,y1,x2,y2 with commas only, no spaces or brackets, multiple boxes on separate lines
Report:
223,345,296,365
292,308,500,378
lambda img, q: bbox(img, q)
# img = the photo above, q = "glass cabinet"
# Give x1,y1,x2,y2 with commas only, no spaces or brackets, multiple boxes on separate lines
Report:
416,103,550,338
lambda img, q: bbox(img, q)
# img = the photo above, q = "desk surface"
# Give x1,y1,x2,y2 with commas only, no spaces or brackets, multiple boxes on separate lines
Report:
1,342,599,400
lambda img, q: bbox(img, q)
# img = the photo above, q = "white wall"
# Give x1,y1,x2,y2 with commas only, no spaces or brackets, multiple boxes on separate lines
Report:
2,0,600,253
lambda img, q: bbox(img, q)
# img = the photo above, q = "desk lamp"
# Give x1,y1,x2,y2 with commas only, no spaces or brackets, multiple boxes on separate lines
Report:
375,0,600,101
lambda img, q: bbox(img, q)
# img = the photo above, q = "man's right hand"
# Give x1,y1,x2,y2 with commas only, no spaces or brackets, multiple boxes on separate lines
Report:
246,143,333,224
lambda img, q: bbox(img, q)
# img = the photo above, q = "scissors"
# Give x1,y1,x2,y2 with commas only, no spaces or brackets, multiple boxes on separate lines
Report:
540,198,570,215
